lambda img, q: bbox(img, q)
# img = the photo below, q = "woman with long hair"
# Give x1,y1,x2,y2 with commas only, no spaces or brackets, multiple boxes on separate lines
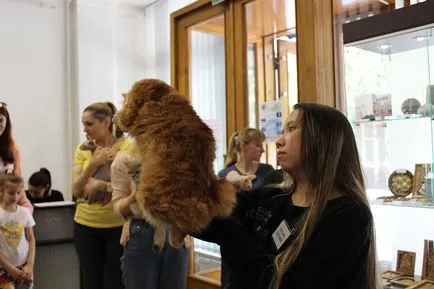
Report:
0,102,21,176
0,102,33,212
196,103,379,289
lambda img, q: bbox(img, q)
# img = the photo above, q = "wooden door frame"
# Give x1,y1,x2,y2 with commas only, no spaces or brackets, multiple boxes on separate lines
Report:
171,0,238,140
170,0,336,287
170,1,235,283
171,0,336,136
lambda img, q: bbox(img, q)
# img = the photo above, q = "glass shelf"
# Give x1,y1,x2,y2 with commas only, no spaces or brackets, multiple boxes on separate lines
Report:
340,5,434,278
370,199,434,209
344,25,434,201
352,115,431,125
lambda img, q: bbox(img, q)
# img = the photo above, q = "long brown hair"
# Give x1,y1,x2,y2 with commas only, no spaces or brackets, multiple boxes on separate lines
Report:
270,103,378,289
84,102,124,139
224,128,265,168
0,104,15,164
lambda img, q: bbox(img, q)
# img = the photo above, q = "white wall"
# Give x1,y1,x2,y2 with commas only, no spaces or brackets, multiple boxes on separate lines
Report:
75,0,150,132
0,0,195,200
0,0,161,200
0,0,69,197
144,0,195,83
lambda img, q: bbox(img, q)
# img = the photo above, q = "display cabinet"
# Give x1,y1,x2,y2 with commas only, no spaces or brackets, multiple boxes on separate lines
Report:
343,8,434,206
340,2,434,276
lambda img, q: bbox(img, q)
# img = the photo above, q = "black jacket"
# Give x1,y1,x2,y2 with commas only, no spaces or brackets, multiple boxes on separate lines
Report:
195,187,372,289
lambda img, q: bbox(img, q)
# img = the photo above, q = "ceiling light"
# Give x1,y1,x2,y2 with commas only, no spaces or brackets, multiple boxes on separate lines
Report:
413,35,431,42
379,44,391,50
378,0,390,5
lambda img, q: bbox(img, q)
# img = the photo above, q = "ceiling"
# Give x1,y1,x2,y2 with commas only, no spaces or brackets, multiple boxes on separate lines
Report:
245,0,296,37
193,0,296,39
192,0,411,40
334,0,396,15
119,0,157,8
350,26,434,54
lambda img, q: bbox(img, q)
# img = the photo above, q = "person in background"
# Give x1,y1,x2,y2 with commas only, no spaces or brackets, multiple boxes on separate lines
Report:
0,102,33,213
0,174,35,289
72,102,132,289
219,128,274,188
195,103,378,289
25,168,64,204
218,127,274,289
111,144,188,289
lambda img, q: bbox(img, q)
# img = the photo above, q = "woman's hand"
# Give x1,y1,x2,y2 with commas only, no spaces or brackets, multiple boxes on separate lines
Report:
91,147,117,167
226,171,256,190
83,178,105,196
83,178,113,205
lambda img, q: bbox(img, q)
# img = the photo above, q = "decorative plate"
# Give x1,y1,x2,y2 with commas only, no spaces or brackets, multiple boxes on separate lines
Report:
388,170,414,197
401,98,421,114
382,270,404,281
391,276,417,287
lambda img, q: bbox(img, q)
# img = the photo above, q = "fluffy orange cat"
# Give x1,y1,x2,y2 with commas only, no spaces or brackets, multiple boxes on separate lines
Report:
115,79,236,251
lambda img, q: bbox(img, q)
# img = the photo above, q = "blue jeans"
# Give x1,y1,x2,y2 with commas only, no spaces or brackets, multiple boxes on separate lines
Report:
121,219,188,289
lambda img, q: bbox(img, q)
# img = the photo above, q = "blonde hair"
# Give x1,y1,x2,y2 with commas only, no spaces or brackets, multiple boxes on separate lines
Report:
270,103,379,289
0,174,23,187
224,128,265,168
84,102,124,139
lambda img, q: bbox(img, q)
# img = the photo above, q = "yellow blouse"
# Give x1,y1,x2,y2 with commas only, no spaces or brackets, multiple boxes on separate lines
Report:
73,138,133,228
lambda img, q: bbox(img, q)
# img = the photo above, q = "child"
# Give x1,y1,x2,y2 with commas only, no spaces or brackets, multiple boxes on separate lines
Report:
0,175,35,289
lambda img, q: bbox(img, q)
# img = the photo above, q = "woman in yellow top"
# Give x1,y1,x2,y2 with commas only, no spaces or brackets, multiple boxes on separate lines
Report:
72,102,132,289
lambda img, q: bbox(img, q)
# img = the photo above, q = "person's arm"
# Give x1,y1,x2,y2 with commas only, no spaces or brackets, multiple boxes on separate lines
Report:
71,146,112,198
0,252,25,280
226,171,256,191
193,187,279,243
71,163,88,199
18,195,33,214
114,193,136,218
111,152,137,218
22,226,35,280
13,142,23,177
12,142,22,177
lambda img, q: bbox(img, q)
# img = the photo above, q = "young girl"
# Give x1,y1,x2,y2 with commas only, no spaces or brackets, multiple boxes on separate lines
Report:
0,174,35,289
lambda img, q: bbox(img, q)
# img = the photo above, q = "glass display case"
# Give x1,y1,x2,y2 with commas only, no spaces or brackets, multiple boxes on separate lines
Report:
343,24,434,206
340,3,434,275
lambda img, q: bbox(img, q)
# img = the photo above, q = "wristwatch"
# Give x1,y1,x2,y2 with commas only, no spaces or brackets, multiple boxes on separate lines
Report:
106,182,113,193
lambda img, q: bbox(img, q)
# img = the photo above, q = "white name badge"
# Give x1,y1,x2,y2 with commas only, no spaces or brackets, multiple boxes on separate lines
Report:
272,220,292,250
